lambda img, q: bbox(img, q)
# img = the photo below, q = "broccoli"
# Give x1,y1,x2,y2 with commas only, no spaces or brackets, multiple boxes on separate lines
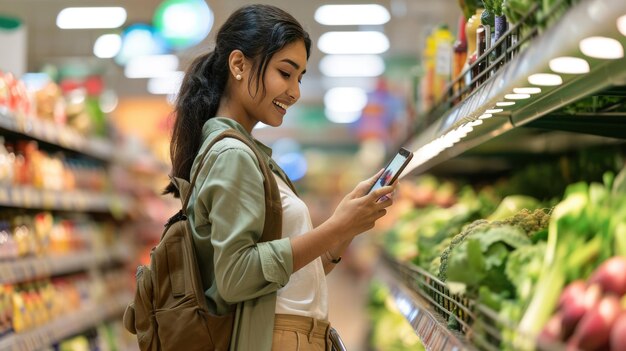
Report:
495,208,551,236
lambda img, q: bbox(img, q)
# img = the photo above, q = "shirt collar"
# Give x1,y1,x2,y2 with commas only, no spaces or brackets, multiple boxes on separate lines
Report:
202,117,273,157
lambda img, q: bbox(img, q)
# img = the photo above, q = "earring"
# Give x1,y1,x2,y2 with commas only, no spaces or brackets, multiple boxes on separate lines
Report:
236,74,242,81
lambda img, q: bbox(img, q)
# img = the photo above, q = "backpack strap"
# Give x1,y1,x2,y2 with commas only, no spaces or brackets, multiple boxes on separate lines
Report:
182,129,283,243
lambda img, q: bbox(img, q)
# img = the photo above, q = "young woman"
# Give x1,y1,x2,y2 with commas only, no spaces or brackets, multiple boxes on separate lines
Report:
166,4,395,351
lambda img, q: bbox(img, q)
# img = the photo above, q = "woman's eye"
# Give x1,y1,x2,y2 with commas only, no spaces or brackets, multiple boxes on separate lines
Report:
279,70,290,78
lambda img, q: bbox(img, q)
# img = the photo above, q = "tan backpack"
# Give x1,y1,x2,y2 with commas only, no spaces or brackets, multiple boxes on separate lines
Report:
123,129,285,351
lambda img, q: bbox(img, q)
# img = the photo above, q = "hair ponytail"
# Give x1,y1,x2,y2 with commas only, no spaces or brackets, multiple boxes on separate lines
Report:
164,51,227,196
164,4,311,196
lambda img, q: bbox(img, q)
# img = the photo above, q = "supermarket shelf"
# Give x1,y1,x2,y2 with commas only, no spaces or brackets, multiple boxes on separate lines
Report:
0,245,131,285
0,184,132,214
401,0,626,177
0,109,114,162
0,109,169,173
377,255,475,351
0,292,132,351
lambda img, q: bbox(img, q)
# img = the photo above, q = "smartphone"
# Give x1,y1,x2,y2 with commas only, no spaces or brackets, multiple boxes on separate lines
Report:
368,147,413,194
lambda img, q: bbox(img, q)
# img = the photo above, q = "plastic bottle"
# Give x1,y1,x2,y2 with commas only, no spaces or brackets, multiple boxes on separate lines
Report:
432,25,455,104
464,9,483,92
452,15,468,101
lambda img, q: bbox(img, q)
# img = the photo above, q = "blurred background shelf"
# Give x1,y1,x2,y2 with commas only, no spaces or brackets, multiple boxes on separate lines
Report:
0,292,131,351
0,245,130,285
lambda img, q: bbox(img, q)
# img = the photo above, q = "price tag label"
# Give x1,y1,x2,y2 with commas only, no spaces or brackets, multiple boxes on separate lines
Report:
0,263,12,284
10,188,23,206
61,193,73,210
22,188,33,208
42,190,55,209
0,187,9,204
12,262,25,283
75,193,86,211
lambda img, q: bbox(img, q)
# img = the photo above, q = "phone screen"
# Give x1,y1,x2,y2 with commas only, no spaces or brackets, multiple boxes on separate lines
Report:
368,148,413,194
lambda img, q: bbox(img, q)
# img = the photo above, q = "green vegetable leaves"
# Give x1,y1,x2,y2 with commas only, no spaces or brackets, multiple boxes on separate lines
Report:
446,226,531,294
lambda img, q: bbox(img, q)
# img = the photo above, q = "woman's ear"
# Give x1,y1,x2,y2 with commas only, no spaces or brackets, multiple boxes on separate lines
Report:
228,50,246,81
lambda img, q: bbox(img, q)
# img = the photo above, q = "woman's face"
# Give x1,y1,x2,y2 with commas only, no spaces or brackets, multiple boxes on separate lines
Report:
241,40,307,128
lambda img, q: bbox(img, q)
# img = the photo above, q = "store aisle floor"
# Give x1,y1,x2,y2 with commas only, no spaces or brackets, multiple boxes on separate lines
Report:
327,264,371,351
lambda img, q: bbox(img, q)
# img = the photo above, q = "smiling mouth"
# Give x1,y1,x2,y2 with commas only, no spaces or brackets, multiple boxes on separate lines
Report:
273,100,288,110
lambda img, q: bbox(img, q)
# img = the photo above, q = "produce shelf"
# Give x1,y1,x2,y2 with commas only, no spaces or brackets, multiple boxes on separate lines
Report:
0,245,131,285
0,184,132,214
0,292,132,351
401,0,626,177
378,253,476,351
378,253,564,351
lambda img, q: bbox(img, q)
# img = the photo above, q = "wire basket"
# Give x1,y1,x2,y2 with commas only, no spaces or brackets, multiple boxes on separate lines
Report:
382,253,521,351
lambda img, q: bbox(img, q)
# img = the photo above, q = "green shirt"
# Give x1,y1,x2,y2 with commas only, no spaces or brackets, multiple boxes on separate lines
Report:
187,117,294,351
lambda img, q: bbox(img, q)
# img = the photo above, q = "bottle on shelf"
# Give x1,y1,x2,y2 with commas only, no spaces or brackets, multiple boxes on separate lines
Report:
433,25,455,105
452,14,468,102
464,8,484,93
475,19,490,86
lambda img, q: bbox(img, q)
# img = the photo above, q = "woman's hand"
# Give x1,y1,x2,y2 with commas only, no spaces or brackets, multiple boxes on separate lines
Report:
329,169,396,240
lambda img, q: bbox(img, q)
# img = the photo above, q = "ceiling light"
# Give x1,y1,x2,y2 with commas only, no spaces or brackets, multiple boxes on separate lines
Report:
325,109,361,124
505,93,531,100
125,55,179,79
513,87,542,94
468,120,483,127
579,36,624,59
315,4,390,25
324,87,368,123
479,113,493,119
318,31,390,55
496,101,515,106
147,71,184,95
153,0,214,50
549,56,590,74
618,15,626,36
57,7,126,29
528,73,563,86
486,108,503,113
115,24,168,65
93,34,122,58
319,55,385,77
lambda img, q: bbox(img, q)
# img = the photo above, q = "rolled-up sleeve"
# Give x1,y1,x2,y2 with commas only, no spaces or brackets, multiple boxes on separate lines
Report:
194,146,293,303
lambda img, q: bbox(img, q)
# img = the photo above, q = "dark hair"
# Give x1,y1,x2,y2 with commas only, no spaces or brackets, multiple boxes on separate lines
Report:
165,4,311,196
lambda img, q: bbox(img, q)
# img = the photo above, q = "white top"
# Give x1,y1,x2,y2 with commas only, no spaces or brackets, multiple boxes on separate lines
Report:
273,174,328,320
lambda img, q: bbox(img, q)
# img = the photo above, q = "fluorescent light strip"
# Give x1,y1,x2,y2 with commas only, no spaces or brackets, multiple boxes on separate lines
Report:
324,87,368,123
580,36,624,59
528,73,562,86
486,108,503,113
549,56,590,74
318,31,390,55
57,7,127,29
479,113,493,119
496,101,515,106
125,55,179,79
94,34,122,58
619,15,626,37
319,55,385,77
315,4,390,25
513,87,542,94
147,71,184,95
505,93,531,100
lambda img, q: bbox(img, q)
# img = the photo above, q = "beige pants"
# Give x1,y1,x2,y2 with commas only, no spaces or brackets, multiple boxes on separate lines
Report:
272,314,331,351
